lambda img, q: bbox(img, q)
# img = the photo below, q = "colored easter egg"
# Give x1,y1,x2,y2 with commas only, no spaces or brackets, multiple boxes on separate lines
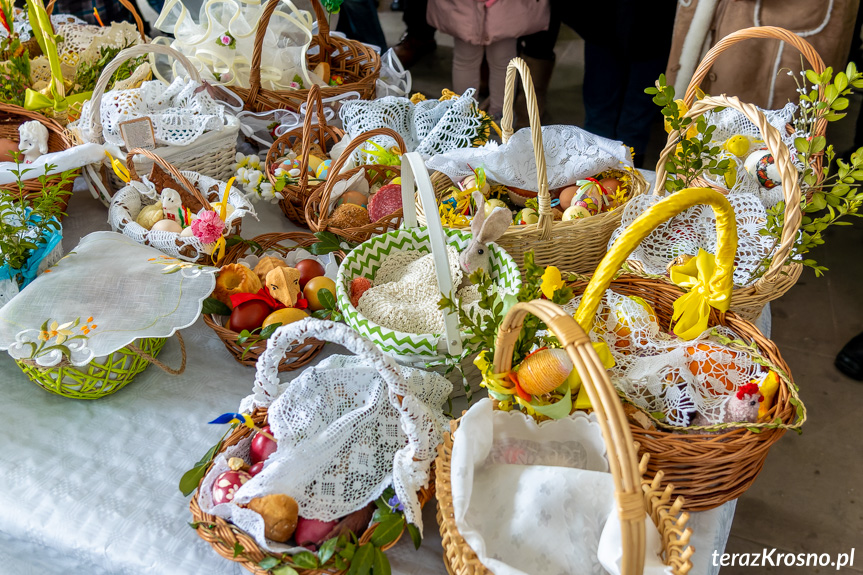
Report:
315,159,332,180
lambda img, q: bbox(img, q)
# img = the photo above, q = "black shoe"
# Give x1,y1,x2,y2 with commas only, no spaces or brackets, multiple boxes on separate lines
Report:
835,331,863,380
391,0,404,10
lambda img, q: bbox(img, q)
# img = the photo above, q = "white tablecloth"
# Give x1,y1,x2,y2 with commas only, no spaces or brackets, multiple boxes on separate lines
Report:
0,181,740,575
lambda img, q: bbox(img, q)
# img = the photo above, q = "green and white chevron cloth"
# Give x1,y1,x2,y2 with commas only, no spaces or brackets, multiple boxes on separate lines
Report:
337,227,522,359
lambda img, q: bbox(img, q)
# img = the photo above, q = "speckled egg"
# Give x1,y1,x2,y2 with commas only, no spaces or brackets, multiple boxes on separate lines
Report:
211,469,252,505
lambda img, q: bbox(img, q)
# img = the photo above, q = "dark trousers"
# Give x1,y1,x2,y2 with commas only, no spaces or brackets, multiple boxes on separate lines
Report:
403,0,435,40
336,0,388,50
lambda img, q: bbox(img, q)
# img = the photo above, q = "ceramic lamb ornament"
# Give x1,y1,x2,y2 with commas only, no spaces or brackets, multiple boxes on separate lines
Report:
18,121,49,163
458,191,511,288
160,188,182,221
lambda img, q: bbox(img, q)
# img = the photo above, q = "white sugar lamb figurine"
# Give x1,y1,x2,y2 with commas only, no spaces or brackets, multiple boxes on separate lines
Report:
457,191,512,289
160,188,182,221
690,382,763,428
18,121,49,164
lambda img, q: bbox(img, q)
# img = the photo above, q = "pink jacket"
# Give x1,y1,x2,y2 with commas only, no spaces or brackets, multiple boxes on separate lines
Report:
427,0,550,46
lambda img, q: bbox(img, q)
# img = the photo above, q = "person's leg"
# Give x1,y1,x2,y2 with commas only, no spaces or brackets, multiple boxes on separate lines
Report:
613,55,667,164
452,38,486,98
335,0,388,50
394,0,436,67
582,41,626,143
485,38,517,118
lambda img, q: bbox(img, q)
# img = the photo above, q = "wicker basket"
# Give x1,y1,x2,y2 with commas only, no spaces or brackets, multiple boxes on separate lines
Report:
264,85,345,226
630,94,803,322
76,44,240,206
109,148,248,264
203,232,345,372
570,187,806,511
436,299,694,575
189,406,433,575
419,58,649,274
682,26,827,187
306,127,407,243
0,104,75,217
232,0,380,113
16,333,185,400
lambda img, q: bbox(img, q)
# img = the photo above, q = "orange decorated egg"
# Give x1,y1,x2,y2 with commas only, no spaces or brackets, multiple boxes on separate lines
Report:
337,191,368,209
684,342,736,394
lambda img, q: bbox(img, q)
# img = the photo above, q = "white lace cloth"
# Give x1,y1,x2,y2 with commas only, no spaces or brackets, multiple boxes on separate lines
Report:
0,143,105,185
152,0,314,91
609,192,776,287
0,231,217,367
0,10,85,42
560,292,765,427
74,77,234,148
199,320,451,552
452,400,672,575
425,125,633,191
339,89,484,158
109,172,256,261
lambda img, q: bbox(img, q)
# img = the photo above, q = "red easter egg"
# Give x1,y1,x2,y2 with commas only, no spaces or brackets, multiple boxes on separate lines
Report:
229,300,273,333
248,462,265,476
211,469,252,505
295,516,340,548
295,258,326,290
250,425,278,464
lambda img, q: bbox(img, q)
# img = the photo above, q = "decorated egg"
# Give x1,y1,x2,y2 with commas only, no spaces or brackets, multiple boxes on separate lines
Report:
307,154,325,173
484,198,508,217
248,461,265,476
250,425,278,464
150,219,183,233
461,173,490,195
515,348,574,396
295,258,326,289
279,158,302,172
558,186,580,209
229,299,273,332
685,343,737,394
315,159,332,180
562,204,591,220
743,149,781,189
515,207,538,225
337,190,368,209
211,469,252,505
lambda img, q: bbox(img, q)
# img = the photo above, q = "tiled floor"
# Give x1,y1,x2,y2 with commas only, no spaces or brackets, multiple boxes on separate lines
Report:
375,7,863,573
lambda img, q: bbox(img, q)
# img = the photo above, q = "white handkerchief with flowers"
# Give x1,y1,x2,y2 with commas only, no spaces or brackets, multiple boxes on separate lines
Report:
451,399,672,575
0,232,217,367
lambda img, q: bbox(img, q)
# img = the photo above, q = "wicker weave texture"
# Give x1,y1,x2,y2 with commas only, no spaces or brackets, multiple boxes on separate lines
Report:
203,232,346,372
0,104,75,216
306,127,407,242
189,408,433,575
231,0,380,113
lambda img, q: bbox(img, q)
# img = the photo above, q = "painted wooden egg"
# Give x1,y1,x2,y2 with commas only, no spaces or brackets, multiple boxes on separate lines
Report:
743,150,781,189
315,159,332,180
211,469,252,505
515,348,574,395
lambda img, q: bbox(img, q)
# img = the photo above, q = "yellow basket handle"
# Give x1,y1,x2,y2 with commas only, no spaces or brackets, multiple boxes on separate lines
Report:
574,188,738,336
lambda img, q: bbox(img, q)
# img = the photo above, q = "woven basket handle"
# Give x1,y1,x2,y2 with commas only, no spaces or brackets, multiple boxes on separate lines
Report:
655,94,801,282
492,300,646,575
88,44,201,143
254,318,406,405
500,58,552,237
268,84,330,189
247,0,324,107
575,187,737,333
401,151,463,356
126,148,211,210
316,127,408,228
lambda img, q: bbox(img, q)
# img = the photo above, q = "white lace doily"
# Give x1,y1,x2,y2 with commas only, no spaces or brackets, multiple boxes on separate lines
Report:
152,0,314,91
109,172,256,262
609,192,775,287
339,89,484,158
74,77,233,148
201,320,451,552
425,125,632,191
451,400,671,575
560,292,765,427
0,232,217,367
0,11,84,42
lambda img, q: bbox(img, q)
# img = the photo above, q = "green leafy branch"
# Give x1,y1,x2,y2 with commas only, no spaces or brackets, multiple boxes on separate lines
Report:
644,74,730,193
311,287,342,322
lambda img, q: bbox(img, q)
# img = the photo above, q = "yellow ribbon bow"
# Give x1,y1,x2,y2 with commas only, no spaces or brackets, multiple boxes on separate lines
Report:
669,248,731,340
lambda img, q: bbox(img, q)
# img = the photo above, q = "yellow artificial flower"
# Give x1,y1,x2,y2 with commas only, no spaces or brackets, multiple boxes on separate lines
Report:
540,266,565,299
